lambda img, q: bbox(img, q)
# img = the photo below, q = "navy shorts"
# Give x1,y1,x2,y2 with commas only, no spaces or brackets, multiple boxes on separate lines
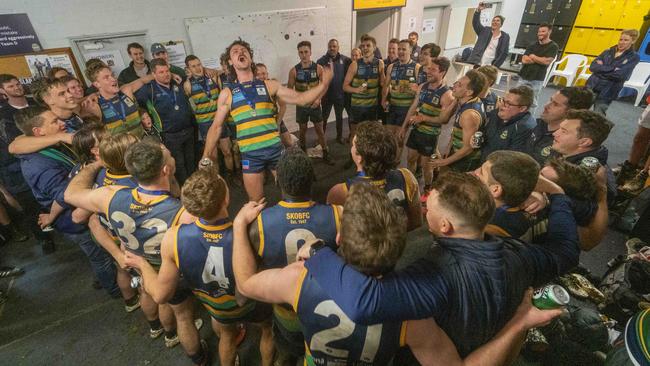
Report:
241,144,282,174
406,129,438,156
386,107,409,127
198,122,229,141
349,106,377,124
211,301,273,325
168,278,192,305
296,106,323,124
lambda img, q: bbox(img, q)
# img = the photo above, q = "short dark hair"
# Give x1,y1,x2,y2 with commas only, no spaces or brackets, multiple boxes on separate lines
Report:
328,38,339,45
225,39,257,79
72,123,108,165
421,43,441,58
150,58,168,72
255,63,267,69
360,34,377,46
184,54,200,66
566,109,613,147
355,122,397,178
486,151,540,207
277,148,315,198
59,75,80,86
539,23,552,30
494,15,505,24
124,140,165,185
388,38,400,45
339,183,406,276
408,31,419,38
431,171,495,232
431,57,451,74
509,85,534,108
47,67,69,79
476,65,498,86
399,39,412,49
0,74,18,88
297,40,311,50
559,87,594,110
182,166,227,219
127,42,144,54
15,106,48,135
546,158,597,202
465,70,487,98
31,77,67,106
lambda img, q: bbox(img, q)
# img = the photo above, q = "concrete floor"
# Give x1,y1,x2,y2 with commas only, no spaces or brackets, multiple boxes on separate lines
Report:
0,85,644,365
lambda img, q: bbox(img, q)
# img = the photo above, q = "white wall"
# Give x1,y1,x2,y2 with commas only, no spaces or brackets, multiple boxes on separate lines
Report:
0,0,353,61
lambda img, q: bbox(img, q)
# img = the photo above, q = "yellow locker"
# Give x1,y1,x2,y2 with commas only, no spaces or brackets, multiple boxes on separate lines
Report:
565,28,593,54
586,29,617,56
574,0,601,27
609,30,622,49
598,0,627,28
619,0,650,30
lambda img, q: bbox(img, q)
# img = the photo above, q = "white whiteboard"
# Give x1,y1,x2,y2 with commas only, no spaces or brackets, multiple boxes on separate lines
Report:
185,7,328,84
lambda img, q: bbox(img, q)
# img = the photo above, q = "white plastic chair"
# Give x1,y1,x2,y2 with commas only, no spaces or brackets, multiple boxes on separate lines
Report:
543,54,588,87
574,65,591,85
622,62,650,106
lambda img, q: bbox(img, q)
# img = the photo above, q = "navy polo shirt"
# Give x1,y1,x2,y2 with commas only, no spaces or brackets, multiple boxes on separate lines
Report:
135,80,194,134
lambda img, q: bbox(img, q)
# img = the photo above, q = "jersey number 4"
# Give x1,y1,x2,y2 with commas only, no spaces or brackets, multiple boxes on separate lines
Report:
201,246,231,289
310,300,382,363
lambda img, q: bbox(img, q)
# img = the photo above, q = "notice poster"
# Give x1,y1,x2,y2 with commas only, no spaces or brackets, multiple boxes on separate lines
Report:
25,54,76,80
85,49,126,74
0,14,42,56
423,19,437,34
164,42,187,69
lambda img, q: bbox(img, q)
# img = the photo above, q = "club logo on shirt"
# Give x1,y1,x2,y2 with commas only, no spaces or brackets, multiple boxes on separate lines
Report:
432,96,440,105
256,87,267,96
372,66,378,73
541,146,551,157
173,86,179,92
500,130,508,139
406,69,414,77
310,71,317,79
232,88,245,103
124,98,134,107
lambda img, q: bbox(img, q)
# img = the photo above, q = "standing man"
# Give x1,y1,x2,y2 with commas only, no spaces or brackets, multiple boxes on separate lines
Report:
468,2,510,67
135,59,196,185
150,43,187,82
343,34,385,144
118,43,151,86
288,41,332,164
382,39,421,137
317,39,351,144
201,40,332,201
384,38,399,68
519,23,559,113
430,70,486,172
587,29,640,115
525,87,594,164
408,31,422,61
417,43,442,84
401,57,456,190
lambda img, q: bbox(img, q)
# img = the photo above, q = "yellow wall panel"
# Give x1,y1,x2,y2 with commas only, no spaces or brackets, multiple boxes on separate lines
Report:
565,28,593,54
599,0,626,28
619,0,650,30
575,0,601,27
585,29,617,56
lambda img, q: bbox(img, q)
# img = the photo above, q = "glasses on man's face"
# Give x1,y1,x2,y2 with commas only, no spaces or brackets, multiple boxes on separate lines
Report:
502,99,524,108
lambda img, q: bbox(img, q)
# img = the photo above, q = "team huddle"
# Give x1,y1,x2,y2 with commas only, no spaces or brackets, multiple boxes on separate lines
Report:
0,28,620,366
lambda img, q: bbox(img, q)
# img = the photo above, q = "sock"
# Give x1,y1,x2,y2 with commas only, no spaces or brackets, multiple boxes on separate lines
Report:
124,295,139,307
165,329,177,339
148,319,162,331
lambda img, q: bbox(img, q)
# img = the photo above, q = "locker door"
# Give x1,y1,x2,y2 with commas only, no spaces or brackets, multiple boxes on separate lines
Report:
538,0,559,23
585,29,615,56
574,0,600,27
516,24,535,48
553,0,582,26
551,25,572,51
619,0,650,30
521,0,541,23
565,28,593,54
599,0,626,29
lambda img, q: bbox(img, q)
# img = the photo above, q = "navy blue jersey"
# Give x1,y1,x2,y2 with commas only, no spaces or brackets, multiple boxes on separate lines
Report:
345,169,417,212
62,114,84,133
175,218,255,322
415,82,450,136
480,91,499,114
94,169,137,238
486,206,533,241
294,62,319,92
107,187,184,266
295,268,405,366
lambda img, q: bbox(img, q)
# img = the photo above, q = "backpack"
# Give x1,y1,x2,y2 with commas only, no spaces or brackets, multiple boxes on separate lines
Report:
612,186,650,233
598,256,650,323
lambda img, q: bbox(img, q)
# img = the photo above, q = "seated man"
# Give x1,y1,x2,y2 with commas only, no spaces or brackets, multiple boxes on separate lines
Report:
124,166,273,366
301,170,579,357
480,85,536,162
476,65,501,114
64,141,205,361
233,183,563,365
551,109,616,203
247,149,340,365
14,106,118,295
327,121,421,231
474,151,539,240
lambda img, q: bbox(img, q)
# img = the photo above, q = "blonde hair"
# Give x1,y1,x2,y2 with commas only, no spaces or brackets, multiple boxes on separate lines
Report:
100,133,140,174
621,29,640,41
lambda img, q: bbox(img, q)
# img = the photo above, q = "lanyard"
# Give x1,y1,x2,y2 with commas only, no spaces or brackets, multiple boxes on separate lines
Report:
38,147,77,169
155,82,178,108
136,187,170,196
236,81,258,112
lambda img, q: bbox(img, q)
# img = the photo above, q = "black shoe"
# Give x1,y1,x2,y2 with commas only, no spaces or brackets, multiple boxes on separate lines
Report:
615,161,638,185
0,266,25,278
322,150,335,166
41,240,55,255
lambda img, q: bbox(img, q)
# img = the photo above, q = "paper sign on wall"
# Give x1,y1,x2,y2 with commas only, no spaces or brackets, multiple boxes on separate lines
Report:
164,42,187,69
422,19,437,34
85,49,126,74
25,54,74,79
408,17,417,32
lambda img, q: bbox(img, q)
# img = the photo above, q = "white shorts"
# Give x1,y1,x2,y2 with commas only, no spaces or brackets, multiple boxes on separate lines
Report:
639,105,650,129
